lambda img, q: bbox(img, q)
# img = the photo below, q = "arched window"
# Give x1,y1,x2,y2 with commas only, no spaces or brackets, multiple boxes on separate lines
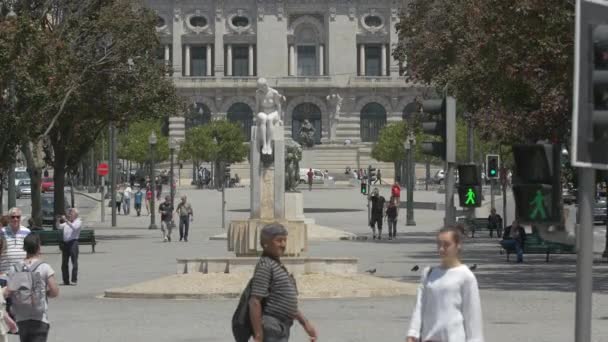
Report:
227,102,253,141
292,103,322,144
360,102,387,142
186,103,211,129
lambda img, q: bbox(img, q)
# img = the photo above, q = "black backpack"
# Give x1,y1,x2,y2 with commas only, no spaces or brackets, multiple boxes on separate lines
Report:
232,279,254,342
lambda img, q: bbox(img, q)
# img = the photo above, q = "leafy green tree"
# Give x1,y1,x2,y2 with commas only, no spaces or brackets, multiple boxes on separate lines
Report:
394,0,573,144
118,120,169,166
0,0,182,222
180,120,248,187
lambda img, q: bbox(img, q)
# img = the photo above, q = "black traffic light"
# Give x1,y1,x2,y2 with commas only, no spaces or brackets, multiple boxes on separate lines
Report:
572,0,608,169
420,97,456,163
486,154,500,179
360,181,367,195
512,144,561,224
368,166,377,182
457,164,482,208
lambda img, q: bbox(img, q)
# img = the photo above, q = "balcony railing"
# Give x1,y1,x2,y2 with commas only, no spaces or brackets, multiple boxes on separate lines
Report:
172,75,412,88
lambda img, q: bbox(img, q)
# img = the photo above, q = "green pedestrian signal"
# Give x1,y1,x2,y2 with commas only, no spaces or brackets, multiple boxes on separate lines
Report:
360,182,367,195
529,190,547,220
465,188,476,205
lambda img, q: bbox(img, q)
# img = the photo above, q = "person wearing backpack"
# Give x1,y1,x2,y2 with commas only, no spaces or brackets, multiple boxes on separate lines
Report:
8,233,59,342
233,223,317,342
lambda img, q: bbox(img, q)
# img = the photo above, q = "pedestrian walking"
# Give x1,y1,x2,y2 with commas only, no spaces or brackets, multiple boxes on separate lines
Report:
0,235,18,341
406,226,484,342
58,208,82,286
134,188,144,217
0,208,31,274
386,198,398,240
241,223,317,342
369,188,386,240
116,186,123,214
391,182,401,203
307,168,313,191
374,169,382,185
145,187,152,216
7,233,59,342
175,195,193,242
158,196,174,242
123,184,132,215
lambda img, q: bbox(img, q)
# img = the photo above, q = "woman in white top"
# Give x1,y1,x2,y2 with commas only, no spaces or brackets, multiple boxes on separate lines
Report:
406,226,484,342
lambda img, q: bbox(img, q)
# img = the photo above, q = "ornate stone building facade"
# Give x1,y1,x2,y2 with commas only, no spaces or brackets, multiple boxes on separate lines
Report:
145,0,425,180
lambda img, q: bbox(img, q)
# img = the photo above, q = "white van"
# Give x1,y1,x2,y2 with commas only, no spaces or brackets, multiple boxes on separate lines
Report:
299,168,333,184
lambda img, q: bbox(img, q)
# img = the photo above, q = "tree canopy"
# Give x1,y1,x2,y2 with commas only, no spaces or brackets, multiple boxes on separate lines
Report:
394,0,574,143
118,120,169,165
180,120,248,164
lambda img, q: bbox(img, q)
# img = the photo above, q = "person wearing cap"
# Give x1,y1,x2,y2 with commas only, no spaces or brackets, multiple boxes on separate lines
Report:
249,223,317,342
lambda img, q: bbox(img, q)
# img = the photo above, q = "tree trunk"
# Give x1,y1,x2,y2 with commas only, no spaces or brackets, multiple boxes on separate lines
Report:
22,141,45,227
0,173,4,215
53,141,67,222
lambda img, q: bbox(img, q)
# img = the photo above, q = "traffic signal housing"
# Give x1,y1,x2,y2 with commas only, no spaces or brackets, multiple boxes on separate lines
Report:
457,164,482,208
420,97,456,163
368,166,377,183
572,0,608,169
360,181,367,195
512,144,561,224
486,154,500,179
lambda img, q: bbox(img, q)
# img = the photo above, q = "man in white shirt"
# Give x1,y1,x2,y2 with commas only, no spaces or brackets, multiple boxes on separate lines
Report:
59,208,82,286
123,184,132,215
0,207,31,274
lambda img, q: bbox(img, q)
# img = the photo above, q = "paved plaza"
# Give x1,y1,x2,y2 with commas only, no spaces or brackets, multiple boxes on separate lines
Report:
6,186,608,341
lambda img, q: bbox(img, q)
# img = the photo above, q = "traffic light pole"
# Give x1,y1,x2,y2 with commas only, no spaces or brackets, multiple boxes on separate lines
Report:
445,162,456,226
490,179,496,210
575,167,595,342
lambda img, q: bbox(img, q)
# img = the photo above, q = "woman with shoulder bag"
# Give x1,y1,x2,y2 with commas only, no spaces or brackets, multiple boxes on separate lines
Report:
406,226,484,342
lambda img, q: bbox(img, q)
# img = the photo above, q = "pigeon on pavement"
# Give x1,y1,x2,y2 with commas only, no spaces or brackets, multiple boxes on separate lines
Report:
411,265,419,272
365,268,377,274
469,264,478,271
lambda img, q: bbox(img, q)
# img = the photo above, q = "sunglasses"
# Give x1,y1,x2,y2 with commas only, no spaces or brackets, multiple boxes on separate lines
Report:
10,216,20,219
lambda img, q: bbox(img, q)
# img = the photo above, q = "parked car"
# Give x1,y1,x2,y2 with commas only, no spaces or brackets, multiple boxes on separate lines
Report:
4,167,30,190
41,177,54,192
16,179,31,199
41,193,69,227
298,169,333,184
594,198,607,224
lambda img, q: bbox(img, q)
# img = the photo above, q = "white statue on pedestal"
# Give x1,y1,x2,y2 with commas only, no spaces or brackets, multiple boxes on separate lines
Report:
327,93,343,142
255,78,283,155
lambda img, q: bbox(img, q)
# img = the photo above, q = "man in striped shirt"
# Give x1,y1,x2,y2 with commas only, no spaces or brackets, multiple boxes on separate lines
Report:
0,207,31,274
248,223,317,342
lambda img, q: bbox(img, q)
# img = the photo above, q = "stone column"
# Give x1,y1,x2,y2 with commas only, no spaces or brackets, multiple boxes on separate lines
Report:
206,45,212,76
381,44,387,76
248,45,255,76
359,44,366,76
318,44,324,76
171,10,183,77
250,127,261,218
289,45,295,76
226,44,233,76
184,45,191,77
273,126,285,219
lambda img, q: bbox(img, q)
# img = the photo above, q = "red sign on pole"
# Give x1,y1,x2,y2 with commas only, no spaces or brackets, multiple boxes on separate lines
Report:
97,163,109,177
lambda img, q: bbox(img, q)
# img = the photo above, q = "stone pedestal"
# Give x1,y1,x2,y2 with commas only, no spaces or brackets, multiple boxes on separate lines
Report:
228,219,307,257
228,125,308,257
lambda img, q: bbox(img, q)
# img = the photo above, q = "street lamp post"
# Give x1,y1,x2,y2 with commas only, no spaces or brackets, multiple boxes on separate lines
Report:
404,135,416,226
148,132,158,230
6,4,17,209
169,138,176,208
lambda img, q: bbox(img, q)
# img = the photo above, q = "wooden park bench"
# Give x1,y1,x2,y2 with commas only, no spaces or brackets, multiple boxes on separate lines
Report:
501,233,575,262
38,229,97,253
457,217,503,238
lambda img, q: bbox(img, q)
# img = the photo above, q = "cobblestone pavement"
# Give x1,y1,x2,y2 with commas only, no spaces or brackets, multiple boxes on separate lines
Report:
27,186,608,342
